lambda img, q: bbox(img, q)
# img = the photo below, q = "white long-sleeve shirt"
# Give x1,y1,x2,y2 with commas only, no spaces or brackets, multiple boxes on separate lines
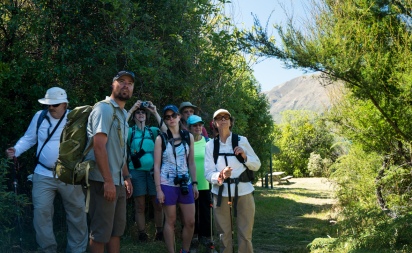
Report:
204,133,261,197
14,110,68,178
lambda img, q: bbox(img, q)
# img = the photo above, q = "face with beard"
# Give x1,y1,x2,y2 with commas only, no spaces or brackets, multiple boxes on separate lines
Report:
112,75,134,101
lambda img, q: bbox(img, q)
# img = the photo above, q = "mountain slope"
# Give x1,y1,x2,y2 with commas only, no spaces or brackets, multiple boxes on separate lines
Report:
264,74,341,123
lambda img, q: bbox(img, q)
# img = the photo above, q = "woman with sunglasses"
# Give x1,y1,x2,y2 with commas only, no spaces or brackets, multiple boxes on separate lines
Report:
204,109,261,253
154,105,199,253
126,100,166,242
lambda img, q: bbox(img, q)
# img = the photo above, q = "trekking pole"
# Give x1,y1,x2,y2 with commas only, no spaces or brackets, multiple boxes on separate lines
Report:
11,156,23,252
227,178,235,253
209,191,216,253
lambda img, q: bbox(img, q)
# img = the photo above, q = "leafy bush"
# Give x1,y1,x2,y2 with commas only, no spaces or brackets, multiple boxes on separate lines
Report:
0,158,30,250
329,145,412,251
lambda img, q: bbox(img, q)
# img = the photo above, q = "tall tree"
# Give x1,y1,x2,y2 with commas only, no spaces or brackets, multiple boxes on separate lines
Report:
242,0,412,250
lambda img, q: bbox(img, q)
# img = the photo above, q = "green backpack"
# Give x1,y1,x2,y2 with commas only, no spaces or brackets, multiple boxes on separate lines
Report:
54,101,118,185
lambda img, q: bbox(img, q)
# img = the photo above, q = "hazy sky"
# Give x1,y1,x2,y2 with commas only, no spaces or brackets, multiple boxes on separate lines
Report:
225,0,310,92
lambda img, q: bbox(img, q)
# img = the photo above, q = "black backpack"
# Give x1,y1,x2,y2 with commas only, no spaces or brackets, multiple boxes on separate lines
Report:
213,133,254,182
160,129,191,152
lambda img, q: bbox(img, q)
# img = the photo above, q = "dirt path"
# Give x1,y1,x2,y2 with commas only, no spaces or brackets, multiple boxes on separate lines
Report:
256,177,334,191
256,177,336,205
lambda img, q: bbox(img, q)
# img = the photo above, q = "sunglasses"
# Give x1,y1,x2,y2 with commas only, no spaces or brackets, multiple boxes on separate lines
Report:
183,109,195,114
135,110,145,115
49,103,61,108
164,113,178,120
214,115,230,121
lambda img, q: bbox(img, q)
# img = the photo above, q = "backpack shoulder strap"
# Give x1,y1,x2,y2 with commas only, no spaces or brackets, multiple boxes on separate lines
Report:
231,133,239,148
148,127,159,143
213,135,219,164
180,129,191,146
232,133,245,163
160,131,168,152
36,109,50,135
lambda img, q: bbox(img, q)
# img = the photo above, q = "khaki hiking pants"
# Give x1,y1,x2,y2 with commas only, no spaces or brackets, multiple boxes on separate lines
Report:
32,173,88,253
213,192,255,253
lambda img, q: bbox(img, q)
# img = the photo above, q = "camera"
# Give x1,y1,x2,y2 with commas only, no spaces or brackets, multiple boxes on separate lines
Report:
174,174,189,195
131,149,146,168
141,101,151,108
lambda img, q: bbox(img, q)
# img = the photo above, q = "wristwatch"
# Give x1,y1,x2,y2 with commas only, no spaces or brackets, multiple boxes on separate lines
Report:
123,174,132,180
191,181,198,186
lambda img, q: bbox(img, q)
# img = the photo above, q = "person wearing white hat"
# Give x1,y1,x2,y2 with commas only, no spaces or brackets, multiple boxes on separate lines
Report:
5,87,88,253
204,109,261,253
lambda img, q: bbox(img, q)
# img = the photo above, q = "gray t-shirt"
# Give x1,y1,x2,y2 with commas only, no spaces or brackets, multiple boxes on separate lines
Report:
85,97,128,185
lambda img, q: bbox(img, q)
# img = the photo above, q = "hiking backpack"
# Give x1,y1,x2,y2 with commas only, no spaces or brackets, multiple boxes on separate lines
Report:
54,101,119,185
160,129,191,152
213,133,254,182
128,126,159,148
36,109,50,135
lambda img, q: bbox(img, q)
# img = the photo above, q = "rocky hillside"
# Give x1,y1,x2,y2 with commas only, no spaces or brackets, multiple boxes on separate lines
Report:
264,73,342,123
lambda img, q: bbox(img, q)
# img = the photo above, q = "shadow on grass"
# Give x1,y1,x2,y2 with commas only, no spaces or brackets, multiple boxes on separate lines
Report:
252,188,336,253
2,188,335,253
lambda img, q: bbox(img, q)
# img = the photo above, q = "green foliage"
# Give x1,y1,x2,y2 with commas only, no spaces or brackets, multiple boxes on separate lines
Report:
0,0,273,167
0,0,274,249
308,152,332,177
0,158,31,250
272,110,336,177
243,0,412,250
329,144,412,251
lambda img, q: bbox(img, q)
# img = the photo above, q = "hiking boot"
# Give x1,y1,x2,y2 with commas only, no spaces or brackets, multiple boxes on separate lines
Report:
199,236,213,247
138,232,149,242
154,231,163,241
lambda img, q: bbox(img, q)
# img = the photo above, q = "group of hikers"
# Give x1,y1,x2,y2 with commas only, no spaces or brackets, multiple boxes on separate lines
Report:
5,70,261,253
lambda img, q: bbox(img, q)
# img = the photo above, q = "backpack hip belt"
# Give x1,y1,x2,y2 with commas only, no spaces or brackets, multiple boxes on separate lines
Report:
216,171,250,218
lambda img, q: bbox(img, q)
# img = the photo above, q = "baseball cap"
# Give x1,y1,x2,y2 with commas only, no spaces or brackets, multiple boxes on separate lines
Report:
163,105,179,115
187,115,204,126
179,101,198,113
213,109,231,119
38,87,69,105
113,70,135,82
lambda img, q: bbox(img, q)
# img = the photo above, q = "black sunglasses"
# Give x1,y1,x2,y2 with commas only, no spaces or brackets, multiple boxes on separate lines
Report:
49,103,61,108
164,113,178,120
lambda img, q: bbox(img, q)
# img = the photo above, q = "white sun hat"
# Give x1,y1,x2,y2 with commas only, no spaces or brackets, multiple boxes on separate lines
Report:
38,87,69,105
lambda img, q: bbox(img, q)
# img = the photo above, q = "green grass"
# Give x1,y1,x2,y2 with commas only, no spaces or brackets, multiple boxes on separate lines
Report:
3,184,336,253
252,187,335,253
118,185,336,253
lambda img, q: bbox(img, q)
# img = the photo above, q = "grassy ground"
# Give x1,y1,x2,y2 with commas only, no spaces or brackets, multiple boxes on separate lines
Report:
118,178,336,253
5,178,336,252
252,184,336,252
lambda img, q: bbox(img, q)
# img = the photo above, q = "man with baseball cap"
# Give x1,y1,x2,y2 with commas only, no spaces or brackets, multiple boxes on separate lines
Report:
5,87,88,253
85,70,134,253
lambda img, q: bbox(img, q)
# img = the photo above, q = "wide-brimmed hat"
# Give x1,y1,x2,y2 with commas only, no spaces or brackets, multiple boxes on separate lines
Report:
113,70,135,82
179,102,198,113
38,87,69,105
213,109,231,119
187,115,204,126
163,104,179,115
